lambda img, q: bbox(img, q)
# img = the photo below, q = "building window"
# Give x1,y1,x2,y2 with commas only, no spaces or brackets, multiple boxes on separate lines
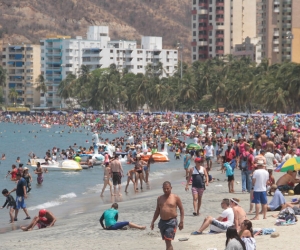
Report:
193,31,196,36
193,23,196,28
110,50,113,53
193,47,196,52
193,55,196,60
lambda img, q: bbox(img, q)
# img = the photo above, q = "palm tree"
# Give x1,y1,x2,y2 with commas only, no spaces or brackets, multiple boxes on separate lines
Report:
35,74,47,94
8,88,18,106
57,73,77,108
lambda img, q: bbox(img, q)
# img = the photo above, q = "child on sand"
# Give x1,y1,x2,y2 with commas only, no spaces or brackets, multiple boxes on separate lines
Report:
1,189,16,223
224,161,235,193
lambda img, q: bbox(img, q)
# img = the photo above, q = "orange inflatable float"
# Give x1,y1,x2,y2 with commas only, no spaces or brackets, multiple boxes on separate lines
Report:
141,153,169,162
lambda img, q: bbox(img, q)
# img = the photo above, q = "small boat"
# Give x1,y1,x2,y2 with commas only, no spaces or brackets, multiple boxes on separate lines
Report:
30,159,82,171
141,153,169,162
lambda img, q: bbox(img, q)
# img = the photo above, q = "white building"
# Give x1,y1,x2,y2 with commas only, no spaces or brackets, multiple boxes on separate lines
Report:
40,26,178,108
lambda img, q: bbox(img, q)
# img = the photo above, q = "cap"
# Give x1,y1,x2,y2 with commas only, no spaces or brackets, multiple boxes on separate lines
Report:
39,209,47,217
194,157,202,163
23,167,28,170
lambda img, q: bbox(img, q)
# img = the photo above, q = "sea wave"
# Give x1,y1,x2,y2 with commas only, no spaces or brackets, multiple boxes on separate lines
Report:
27,192,77,211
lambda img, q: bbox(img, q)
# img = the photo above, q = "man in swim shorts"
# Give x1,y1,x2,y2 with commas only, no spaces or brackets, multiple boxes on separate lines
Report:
151,181,184,250
110,155,124,196
99,203,145,230
21,209,56,231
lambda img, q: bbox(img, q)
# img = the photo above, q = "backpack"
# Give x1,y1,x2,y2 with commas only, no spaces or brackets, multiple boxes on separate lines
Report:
240,153,249,171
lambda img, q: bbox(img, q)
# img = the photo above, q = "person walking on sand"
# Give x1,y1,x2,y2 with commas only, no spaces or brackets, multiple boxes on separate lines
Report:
110,155,124,196
8,173,31,221
21,209,56,231
100,164,113,197
251,160,269,220
185,157,209,216
99,203,146,230
151,181,184,250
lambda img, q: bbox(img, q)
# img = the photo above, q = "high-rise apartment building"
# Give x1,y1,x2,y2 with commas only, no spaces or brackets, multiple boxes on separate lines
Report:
40,26,178,108
1,44,41,107
191,0,300,64
191,0,257,62
258,0,300,64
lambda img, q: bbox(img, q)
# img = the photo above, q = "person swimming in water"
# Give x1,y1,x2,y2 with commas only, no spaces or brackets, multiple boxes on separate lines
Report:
34,162,44,185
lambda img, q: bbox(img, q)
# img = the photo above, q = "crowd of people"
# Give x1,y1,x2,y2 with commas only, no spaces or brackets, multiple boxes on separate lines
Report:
2,111,300,249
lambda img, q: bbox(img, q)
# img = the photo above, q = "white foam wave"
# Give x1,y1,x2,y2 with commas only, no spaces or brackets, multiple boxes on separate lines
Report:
27,192,77,211
59,192,77,200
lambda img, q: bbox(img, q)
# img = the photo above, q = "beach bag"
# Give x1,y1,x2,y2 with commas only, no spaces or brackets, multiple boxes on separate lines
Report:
277,207,297,224
294,184,300,195
240,153,249,171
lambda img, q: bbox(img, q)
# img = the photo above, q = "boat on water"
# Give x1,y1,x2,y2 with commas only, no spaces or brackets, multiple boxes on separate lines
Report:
41,124,51,128
140,142,169,162
30,159,82,171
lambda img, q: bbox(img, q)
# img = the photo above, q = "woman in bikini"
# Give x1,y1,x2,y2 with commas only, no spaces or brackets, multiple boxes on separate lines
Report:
135,155,146,190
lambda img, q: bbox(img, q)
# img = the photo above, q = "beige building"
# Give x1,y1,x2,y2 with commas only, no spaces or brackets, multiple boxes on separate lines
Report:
257,0,299,64
1,44,41,107
191,0,258,62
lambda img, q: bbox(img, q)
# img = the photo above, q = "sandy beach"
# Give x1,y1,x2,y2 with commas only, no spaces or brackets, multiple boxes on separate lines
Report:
1,167,299,250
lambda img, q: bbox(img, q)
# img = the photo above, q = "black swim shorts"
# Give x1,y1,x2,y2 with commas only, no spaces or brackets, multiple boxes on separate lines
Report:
112,172,121,185
158,218,178,241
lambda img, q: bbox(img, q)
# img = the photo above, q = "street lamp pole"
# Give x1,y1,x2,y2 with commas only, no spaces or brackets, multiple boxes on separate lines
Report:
177,43,183,79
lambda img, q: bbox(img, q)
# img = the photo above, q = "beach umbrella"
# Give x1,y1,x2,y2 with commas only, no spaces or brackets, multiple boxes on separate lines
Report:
279,157,300,172
186,143,201,150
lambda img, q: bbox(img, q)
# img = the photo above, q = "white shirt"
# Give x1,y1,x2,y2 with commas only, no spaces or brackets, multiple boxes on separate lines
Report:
265,152,276,169
193,137,198,144
253,169,269,192
204,145,214,157
221,207,234,227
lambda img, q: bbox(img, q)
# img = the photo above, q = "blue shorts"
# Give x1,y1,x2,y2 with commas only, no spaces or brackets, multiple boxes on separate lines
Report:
253,191,267,204
16,196,26,209
107,221,129,230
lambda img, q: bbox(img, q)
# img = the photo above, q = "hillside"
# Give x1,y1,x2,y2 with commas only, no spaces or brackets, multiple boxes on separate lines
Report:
0,0,191,61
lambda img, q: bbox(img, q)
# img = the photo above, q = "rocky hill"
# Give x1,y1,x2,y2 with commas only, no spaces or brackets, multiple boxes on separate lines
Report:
0,0,191,61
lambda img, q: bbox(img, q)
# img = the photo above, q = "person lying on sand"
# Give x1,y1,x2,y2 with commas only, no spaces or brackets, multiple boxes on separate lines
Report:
21,209,56,231
99,203,146,230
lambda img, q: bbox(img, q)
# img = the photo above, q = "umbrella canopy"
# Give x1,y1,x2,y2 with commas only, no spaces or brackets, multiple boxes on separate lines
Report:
186,143,201,150
279,157,300,172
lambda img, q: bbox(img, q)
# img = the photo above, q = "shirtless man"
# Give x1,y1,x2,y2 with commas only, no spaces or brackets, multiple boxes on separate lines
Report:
100,164,113,197
150,181,184,250
21,209,56,231
276,170,300,192
261,132,268,149
110,155,124,196
230,198,247,231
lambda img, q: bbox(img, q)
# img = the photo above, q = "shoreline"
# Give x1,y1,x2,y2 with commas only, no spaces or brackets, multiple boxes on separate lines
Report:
2,168,300,250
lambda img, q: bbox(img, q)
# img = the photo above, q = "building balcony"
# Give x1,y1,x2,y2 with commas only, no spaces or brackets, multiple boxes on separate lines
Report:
274,30,279,36
282,55,291,60
199,9,208,14
283,16,292,21
273,39,279,44
216,41,224,46
216,18,224,22
191,41,197,46
283,47,291,52
216,2,224,7
208,25,213,30
216,33,224,38
199,41,208,46
283,7,292,13
199,18,208,22
282,24,292,29
199,26,208,31
283,0,291,3
274,0,280,5
199,34,208,39
274,8,280,13
46,53,62,57
216,10,224,15
273,47,279,52
216,50,224,54
191,9,197,15
199,2,208,8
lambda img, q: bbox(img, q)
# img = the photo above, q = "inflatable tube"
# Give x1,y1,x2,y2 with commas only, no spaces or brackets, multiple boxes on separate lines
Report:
141,153,169,162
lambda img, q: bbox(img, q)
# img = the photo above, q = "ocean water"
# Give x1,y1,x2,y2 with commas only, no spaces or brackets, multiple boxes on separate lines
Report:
0,122,185,231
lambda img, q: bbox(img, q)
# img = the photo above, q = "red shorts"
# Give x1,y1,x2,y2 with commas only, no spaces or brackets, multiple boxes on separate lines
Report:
192,187,204,196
